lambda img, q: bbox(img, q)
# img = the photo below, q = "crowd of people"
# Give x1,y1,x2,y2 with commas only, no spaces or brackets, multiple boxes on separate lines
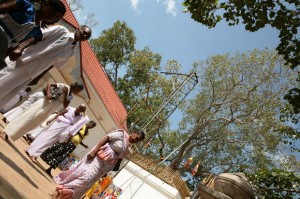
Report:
0,0,146,199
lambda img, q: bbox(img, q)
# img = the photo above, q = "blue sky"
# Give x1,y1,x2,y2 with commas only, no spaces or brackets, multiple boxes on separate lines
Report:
76,0,279,73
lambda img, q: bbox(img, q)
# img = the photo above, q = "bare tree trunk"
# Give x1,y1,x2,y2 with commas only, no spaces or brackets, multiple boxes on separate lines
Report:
114,64,118,89
169,139,191,169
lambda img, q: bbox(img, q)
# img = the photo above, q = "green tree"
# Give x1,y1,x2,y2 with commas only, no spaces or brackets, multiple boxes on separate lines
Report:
158,49,298,188
118,48,187,142
282,73,300,125
183,0,300,69
117,47,194,159
90,20,136,88
90,23,188,153
117,46,162,128
247,169,300,198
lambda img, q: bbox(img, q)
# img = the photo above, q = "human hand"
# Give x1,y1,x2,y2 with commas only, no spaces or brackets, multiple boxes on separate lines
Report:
46,92,52,99
86,154,94,161
63,86,68,93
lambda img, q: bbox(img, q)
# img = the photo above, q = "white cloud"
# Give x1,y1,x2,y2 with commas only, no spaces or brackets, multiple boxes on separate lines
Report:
130,0,177,16
164,0,177,16
131,0,141,14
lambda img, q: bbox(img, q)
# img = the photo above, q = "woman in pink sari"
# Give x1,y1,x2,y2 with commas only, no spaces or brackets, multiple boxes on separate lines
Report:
51,129,145,199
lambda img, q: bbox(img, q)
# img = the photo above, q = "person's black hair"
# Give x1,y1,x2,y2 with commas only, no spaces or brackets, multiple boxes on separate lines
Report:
45,0,66,16
136,130,145,141
25,87,32,92
40,20,57,29
88,120,97,127
40,0,66,29
70,82,84,91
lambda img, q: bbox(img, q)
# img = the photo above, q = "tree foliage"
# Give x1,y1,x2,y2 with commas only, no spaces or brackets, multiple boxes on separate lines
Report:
154,49,298,188
183,0,300,69
283,72,300,124
115,46,193,160
90,20,136,88
118,49,189,152
247,169,300,198
90,22,187,150
117,46,162,127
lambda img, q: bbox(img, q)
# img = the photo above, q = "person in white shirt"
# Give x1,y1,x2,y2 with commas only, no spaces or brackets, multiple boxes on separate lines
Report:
0,87,31,113
0,25,92,107
0,82,83,141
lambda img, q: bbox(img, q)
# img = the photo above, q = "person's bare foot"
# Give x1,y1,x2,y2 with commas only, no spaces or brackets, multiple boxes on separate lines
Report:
0,131,8,141
25,151,38,164
48,191,58,199
30,156,38,164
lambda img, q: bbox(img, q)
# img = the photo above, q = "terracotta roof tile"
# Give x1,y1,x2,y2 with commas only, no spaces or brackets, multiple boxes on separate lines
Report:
61,0,79,28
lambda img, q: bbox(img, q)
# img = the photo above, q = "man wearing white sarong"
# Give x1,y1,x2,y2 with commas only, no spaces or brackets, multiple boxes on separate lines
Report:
0,87,31,113
0,82,83,141
0,58,16,79
26,104,88,163
2,90,43,123
0,25,92,107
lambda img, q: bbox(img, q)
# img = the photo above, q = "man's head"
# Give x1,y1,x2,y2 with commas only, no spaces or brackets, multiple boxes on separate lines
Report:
75,104,86,113
74,26,92,42
128,130,145,144
70,82,84,94
38,0,66,25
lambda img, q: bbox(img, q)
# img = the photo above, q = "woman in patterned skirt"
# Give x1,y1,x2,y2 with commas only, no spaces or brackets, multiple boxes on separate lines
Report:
41,120,97,176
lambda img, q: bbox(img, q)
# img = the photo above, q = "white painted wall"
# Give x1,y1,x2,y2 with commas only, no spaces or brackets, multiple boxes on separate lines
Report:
113,161,182,199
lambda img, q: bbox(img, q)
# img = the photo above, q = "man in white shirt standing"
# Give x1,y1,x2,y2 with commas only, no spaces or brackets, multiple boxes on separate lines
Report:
0,87,32,113
0,25,92,107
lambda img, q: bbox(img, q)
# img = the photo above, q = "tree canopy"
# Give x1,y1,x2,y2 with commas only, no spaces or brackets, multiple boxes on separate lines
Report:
145,49,298,189
283,73,300,125
90,20,136,88
183,0,300,69
247,169,300,198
